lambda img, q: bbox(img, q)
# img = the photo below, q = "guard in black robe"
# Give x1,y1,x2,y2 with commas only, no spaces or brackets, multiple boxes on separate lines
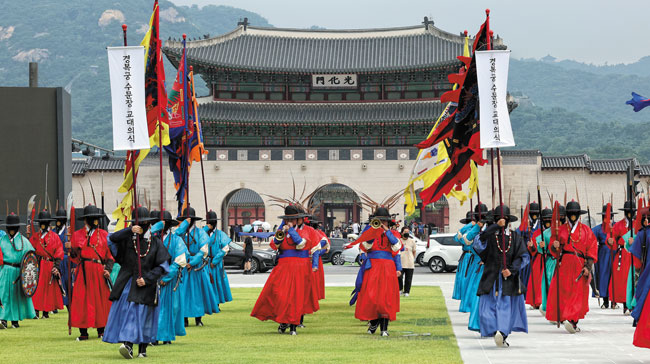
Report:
473,204,530,348
102,207,170,359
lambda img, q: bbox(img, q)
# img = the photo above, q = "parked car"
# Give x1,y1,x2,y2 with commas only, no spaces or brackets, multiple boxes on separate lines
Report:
223,241,277,273
422,233,462,273
341,243,361,265
321,237,348,265
411,236,428,266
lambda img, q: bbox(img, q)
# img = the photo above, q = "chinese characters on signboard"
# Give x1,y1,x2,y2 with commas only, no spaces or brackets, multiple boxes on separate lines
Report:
312,74,358,88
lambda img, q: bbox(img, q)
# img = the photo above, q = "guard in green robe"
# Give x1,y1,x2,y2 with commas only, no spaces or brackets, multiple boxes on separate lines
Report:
0,213,36,329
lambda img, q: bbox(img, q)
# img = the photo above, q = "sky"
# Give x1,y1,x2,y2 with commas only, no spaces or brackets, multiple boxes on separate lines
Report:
170,0,650,65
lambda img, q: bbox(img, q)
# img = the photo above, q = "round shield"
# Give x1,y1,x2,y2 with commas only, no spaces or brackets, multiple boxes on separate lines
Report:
20,251,40,297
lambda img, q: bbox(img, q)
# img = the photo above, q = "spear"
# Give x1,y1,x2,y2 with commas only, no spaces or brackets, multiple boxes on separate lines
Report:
536,171,548,305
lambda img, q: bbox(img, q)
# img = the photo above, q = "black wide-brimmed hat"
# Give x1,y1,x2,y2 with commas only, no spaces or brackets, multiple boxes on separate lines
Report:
34,210,55,223
459,211,473,224
541,207,553,220
372,207,392,221
619,201,637,213
598,204,618,216
278,204,309,219
472,203,489,221
177,206,203,221
160,210,180,226
53,207,67,220
558,205,566,218
149,210,161,223
206,210,218,223
77,205,106,220
566,200,587,215
1,213,26,227
529,202,541,215
492,204,518,222
127,206,158,223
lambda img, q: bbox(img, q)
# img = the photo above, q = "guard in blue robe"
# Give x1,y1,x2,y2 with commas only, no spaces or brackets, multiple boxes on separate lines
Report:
459,209,482,313
453,212,475,301
473,205,529,348
593,204,615,308
103,207,170,359
466,204,490,331
150,210,188,344
516,203,541,301
175,207,219,327
204,211,233,304
53,208,74,308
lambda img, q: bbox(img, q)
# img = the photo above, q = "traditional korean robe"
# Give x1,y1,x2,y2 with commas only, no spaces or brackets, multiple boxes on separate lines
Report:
0,233,36,321
609,219,632,305
30,229,64,312
539,228,557,312
69,227,114,329
630,226,650,348
251,222,318,325
473,224,529,338
524,220,544,308
310,229,329,300
204,226,233,304
459,224,481,313
453,223,475,301
592,224,611,301
175,221,219,318
103,227,170,344
545,221,598,323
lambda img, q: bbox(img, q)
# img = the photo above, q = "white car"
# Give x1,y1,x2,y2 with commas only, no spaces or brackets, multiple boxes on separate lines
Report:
342,234,427,266
341,244,361,264
422,233,463,273
411,236,428,266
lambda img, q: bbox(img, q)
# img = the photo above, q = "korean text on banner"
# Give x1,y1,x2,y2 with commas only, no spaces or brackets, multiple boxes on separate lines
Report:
476,50,515,149
108,46,149,151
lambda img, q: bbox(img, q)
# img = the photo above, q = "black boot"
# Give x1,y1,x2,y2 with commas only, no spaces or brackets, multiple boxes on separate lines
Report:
195,317,203,327
278,323,288,334
97,327,105,338
0,320,6,329
367,319,379,334
34,310,40,319
601,297,610,309
380,318,389,336
77,328,89,341
138,343,148,358
184,318,189,327
11,321,19,329
298,315,305,328
119,342,134,359
52,309,59,314
42,312,49,319
289,324,297,335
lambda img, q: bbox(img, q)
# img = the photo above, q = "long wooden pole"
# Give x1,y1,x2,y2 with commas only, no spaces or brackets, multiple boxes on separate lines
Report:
190,66,209,217
123,24,142,278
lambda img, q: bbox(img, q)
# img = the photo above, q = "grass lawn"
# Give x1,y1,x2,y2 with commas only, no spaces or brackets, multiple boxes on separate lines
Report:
2,286,461,364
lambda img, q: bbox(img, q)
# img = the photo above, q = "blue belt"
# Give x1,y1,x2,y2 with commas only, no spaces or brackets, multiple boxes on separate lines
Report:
278,249,309,259
350,250,395,305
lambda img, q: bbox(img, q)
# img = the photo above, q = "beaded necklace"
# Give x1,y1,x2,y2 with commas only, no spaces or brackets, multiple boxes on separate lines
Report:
133,234,151,258
495,230,511,253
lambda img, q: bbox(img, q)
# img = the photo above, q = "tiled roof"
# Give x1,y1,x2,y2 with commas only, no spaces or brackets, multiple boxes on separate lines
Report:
229,188,264,207
541,154,589,169
163,25,466,73
640,164,650,176
500,150,540,157
590,159,636,173
71,157,126,176
198,100,445,124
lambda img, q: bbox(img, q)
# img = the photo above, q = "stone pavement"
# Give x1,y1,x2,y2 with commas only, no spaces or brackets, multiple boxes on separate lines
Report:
228,266,649,363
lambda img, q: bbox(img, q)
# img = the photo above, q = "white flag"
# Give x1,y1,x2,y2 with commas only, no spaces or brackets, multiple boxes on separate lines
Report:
108,46,149,151
476,50,515,149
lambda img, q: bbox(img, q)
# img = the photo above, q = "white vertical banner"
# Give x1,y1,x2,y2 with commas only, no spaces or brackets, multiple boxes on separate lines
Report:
476,50,515,149
107,46,149,151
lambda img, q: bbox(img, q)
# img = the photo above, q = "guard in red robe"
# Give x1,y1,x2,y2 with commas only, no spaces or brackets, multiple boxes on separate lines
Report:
608,201,634,312
546,201,598,334
69,205,114,341
30,210,64,318
307,217,328,301
524,203,544,309
251,205,316,335
351,207,402,337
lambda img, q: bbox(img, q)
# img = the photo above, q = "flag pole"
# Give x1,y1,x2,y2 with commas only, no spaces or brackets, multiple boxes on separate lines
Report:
123,23,142,278
190,66,209,219
181,34,191,216
154,0,164,220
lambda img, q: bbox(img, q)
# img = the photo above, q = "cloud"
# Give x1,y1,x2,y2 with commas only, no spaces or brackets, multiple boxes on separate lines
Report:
0,25,15,41
98,9,125,27
160,8,185,23
12,48,50,62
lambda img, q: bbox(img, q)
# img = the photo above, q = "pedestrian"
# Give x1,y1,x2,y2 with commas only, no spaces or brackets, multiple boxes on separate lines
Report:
546,201,598,334
204,210,232,304
350,204,402,337
30,210,64,319
243,237,254,275
0,213,36,329
103,206,170,359
150,210,188,345
69,205,114,341
399,226,416,297
473,204,529,347
175,207,219,327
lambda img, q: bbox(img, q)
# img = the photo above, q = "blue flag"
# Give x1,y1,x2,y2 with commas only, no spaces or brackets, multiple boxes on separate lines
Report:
626,92,650,112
